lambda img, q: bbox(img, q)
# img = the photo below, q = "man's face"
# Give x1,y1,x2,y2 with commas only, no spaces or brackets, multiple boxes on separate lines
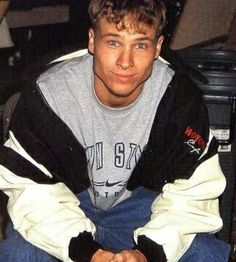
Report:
88,18,164,107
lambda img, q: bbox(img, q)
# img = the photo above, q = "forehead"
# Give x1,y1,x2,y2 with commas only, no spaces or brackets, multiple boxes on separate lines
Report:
96,17,158,39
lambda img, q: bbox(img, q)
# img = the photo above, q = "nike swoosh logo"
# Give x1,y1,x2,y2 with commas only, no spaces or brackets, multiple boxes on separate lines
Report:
105,180,124,187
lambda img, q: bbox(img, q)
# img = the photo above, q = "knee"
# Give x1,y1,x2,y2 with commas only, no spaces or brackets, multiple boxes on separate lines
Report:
180,234,230,262
0,225,58,262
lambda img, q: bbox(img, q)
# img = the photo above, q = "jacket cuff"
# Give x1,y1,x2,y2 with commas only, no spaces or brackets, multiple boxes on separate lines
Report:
135,235,166,262
69,231,103,262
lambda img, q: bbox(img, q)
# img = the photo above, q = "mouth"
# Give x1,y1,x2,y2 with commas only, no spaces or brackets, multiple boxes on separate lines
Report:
112,72,136,83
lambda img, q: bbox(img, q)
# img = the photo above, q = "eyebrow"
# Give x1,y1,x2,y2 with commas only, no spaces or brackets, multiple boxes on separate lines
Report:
101,33,155,42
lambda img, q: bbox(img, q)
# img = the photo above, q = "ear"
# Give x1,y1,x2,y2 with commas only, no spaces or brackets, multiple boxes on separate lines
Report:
154,35,164,59
88,28,95,54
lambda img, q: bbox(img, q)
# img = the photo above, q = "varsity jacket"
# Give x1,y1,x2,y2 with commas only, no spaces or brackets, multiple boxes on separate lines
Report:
0,63,225,262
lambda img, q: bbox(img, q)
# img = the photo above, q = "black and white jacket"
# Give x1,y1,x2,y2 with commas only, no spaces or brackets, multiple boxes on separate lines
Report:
0,58,225,262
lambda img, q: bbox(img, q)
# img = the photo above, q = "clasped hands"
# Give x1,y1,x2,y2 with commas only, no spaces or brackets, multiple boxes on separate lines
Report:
91,249,147,262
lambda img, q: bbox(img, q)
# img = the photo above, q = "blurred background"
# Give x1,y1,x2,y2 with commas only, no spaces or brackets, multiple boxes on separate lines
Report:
0,0,235,101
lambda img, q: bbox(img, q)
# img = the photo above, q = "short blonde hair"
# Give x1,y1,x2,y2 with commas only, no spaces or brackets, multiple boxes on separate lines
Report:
89,0,166,36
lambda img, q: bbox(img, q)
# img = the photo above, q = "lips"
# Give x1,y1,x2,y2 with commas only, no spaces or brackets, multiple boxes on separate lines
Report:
112,72,136,83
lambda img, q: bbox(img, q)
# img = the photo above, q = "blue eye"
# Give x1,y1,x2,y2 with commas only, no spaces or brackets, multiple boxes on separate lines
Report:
136,43,147,49
108,40,119,47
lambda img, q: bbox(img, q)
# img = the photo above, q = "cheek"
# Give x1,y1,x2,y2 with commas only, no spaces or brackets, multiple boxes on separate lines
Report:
95,56,118,79
136,50,155,65
95,47,114,65
136,58,154,75
93,55,114,82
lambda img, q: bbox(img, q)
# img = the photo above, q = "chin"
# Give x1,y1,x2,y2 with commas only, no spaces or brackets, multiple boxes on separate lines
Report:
109,87,137,98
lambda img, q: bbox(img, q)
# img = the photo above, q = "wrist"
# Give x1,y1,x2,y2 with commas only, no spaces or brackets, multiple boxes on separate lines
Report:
91,248,104,259
134,249,148,262
69,232,103,262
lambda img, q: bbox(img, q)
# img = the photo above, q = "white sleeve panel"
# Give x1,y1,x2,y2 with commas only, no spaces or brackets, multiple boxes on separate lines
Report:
4,131,52,178
134,150,226,261
0,132,96,262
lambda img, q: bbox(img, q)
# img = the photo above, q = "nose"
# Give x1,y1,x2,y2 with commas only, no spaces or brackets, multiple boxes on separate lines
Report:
116,48,134,70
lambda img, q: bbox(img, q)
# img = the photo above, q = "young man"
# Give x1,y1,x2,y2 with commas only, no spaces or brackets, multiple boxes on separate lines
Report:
0,0,231,261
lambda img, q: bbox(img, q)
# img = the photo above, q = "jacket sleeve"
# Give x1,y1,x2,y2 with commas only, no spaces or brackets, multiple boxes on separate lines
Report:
134,132,226,261
0,131,102,262
134,75,226,261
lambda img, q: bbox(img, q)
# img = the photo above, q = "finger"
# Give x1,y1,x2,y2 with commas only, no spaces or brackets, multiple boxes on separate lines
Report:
108,259,117,262
108,257,118,262
109,253,124,262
